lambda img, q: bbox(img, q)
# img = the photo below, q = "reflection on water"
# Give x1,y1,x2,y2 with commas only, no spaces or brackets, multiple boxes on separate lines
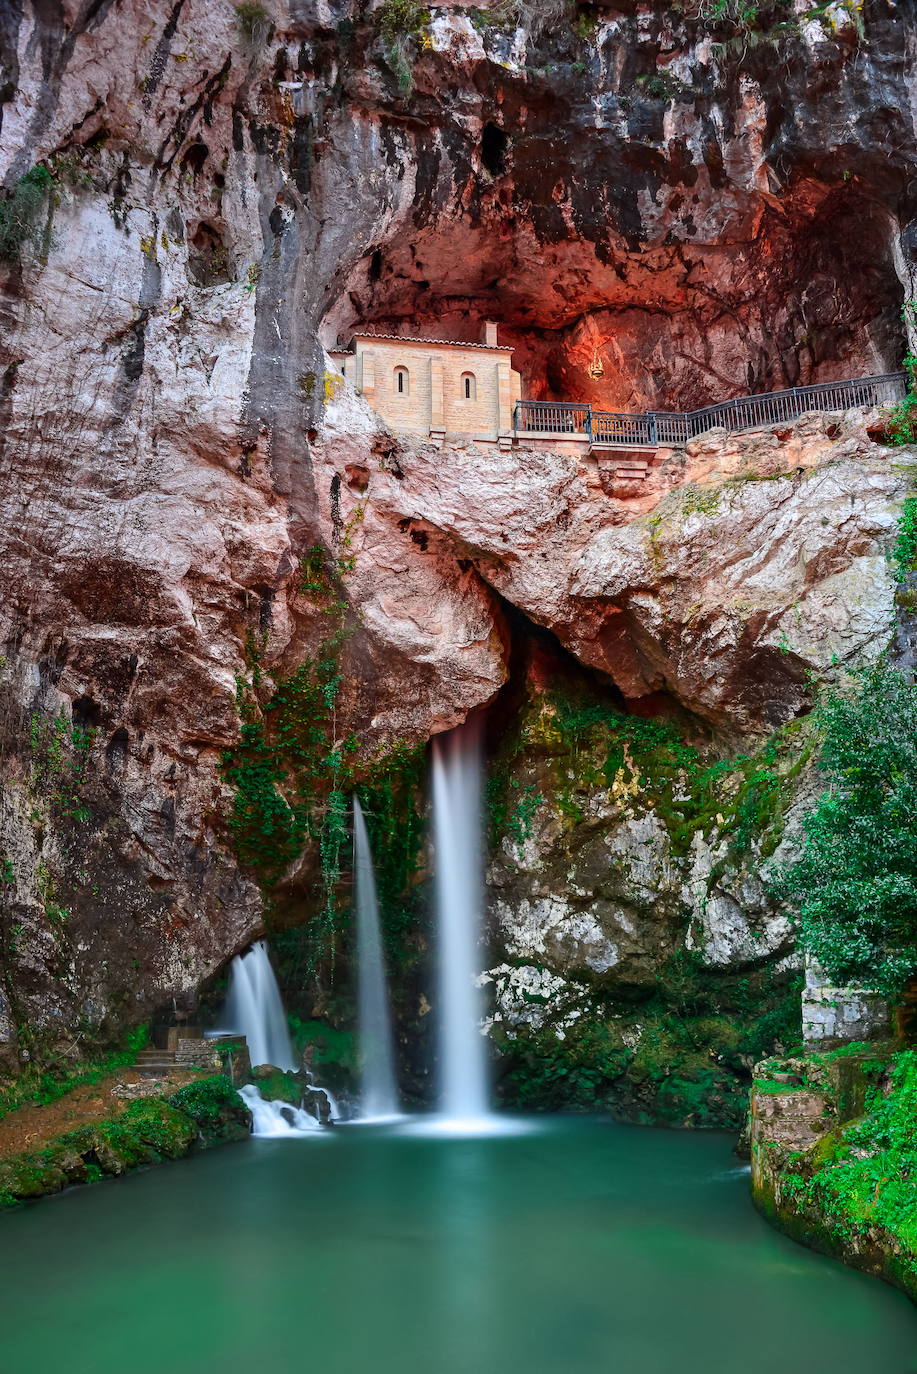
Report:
0,1118,915,1374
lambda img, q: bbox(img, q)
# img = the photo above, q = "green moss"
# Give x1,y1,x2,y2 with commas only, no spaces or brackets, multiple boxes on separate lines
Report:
250,1066,302,1106
759,1049,917,1295
119,1098,196,1158
489,681,810,864
0,1025,149,1121
167,1075,251,1145
496,965,802,1127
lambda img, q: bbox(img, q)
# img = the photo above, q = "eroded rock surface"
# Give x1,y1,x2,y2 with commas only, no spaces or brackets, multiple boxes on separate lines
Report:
0,0,914,1055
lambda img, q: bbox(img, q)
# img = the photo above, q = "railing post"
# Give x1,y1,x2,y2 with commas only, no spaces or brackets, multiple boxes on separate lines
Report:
513,401,520,432
586,405,593,441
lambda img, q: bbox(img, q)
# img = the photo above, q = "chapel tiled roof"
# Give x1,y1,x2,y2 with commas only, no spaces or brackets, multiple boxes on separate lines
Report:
330,331,513,353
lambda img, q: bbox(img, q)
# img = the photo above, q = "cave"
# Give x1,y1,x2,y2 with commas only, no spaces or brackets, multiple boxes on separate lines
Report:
187,220,231,286
323,182,904,413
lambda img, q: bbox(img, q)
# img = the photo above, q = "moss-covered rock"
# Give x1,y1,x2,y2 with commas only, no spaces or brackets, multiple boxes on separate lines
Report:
484,651,809,1128
249,1066,302,1107
750,1045,917,1304
57,1121,159,1175
120,1098,197,1158
167,1075,251,1145
494,965,801,1128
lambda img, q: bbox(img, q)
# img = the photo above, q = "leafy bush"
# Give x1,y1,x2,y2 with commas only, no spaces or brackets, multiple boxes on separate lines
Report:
0,166,52,261
892,496,917,580
775,661,917,996
234,3,271,40
888,387,917,447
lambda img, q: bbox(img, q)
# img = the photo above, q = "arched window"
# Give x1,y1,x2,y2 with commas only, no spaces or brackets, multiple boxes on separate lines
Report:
461,371,476,401
394,366,409,396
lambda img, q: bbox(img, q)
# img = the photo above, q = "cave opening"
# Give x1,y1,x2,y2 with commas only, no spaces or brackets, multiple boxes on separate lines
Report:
321,182,905,415
481,121,508,178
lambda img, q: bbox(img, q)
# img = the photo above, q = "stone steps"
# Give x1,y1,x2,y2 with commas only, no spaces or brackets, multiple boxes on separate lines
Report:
135,1049,179,1077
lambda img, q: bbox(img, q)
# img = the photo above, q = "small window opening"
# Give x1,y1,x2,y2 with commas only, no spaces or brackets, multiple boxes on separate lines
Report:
462,372,476,401
395,365,409,396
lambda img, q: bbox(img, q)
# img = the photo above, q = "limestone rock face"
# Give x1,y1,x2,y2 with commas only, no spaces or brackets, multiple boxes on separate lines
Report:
0,0,914,1050
318,393,908,730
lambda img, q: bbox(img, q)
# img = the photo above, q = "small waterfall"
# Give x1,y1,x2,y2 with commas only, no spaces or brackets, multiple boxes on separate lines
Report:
238,1085,321,1137
222,940,296,1071
353,796,400,1119
431,718,490,1123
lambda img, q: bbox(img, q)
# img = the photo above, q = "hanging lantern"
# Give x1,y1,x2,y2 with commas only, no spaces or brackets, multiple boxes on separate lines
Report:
588,345,605,379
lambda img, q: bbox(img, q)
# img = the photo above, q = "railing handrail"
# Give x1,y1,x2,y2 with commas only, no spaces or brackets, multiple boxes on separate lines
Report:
512,372,909,446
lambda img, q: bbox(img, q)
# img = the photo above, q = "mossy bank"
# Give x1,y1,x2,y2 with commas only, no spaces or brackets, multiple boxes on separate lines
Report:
750,1045,917,1304
0,1077,250,1209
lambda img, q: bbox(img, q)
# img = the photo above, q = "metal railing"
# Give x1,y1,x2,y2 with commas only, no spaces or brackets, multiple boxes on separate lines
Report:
512,400,593,436
512,372,908,447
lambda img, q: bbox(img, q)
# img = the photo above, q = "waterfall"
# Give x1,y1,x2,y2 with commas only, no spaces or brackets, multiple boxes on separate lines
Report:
353,796,400,1119
222,940,297,1071
237,1085,322,1136
431,717,490,1122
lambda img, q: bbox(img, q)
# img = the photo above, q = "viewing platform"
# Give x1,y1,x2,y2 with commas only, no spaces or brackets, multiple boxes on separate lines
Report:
512,373,908,456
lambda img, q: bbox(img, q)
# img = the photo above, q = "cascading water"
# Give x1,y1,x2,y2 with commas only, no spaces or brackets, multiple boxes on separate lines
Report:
431,717,490,1124
238,1084,322,1136
353,796,400,1120
221,940,296,1071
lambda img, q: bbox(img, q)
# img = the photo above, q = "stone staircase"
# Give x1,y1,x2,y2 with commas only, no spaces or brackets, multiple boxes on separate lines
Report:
135,1048,179,1078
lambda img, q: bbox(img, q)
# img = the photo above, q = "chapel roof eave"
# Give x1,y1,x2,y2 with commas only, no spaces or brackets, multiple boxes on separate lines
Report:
337,332,515,354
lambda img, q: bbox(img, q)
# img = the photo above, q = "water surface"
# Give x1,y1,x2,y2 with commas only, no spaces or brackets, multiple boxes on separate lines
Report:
1,1118,915,1374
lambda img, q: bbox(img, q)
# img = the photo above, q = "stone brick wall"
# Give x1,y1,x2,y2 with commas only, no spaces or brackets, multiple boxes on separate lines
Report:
175,1037,227,1069
802,959,890,1050
336,337,521,440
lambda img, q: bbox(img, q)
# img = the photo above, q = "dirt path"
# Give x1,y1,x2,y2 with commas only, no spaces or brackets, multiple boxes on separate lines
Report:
0,1068,206,1159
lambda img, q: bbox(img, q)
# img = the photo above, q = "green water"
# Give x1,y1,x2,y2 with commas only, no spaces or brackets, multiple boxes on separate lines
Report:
1,1118,915,1374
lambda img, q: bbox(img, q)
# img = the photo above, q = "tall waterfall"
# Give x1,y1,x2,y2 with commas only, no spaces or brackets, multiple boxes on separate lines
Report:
223,940,297,1071
353,796,400,1119
431,718,489,1122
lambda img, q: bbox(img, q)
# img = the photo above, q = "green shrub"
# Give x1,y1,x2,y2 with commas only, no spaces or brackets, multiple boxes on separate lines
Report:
774,661,917,996
0,166,53,261
375,0,431,94
234,3,271,39
892,496,917,580
888,390,917,447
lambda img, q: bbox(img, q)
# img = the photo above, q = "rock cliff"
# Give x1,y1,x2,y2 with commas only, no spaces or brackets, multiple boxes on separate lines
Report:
0,0,914,1080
